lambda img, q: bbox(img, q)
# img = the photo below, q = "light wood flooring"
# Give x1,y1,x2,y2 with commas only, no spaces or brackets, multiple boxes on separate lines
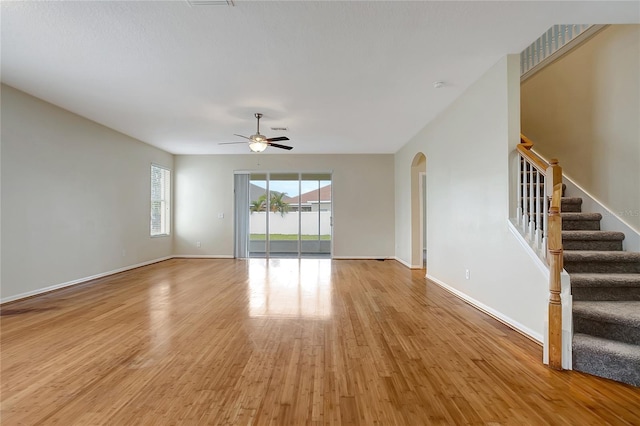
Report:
2,258,639,425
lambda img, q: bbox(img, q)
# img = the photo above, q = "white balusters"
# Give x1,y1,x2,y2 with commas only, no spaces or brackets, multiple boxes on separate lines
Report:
528,162,535,239
542,177,549,259
517,150,549,257
517,155,523,227
535,170,542,248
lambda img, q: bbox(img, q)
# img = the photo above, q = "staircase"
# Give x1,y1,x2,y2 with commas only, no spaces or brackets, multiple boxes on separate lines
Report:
561,195,640,386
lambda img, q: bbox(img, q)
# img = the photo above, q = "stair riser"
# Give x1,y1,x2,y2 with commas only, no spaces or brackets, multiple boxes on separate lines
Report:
573,349,640,387
574,316,640,345
561,202,582,212
572,287,640,301
562,220,600,231
565,262,640,274
562,240,623,251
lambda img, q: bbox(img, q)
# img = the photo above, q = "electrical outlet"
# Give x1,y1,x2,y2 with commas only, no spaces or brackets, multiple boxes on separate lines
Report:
196,241,201,248
217,213,224,219
122,249,126,257
465,269,470,280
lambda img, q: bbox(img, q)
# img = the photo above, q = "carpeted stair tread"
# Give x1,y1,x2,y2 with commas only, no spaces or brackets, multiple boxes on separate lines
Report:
562,231,625,250
570,273,640,288
573,301,640,328
549,192,640,384
564,250,640,273
562,213,603,221
570,273,640,301
573,301,640,345
562,213,601,231
561,197,583,212
564,251,640,262
573,333,640,386
561,197,582,203
562,231,625,241
561,197,582,204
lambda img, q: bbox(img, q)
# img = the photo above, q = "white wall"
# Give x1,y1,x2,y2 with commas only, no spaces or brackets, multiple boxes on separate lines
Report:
174,154,394,258
394,56,548,340
1,85,174,302
522,25,640,233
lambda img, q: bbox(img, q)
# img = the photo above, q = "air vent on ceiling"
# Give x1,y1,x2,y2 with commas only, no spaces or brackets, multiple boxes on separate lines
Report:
270,127,288,131
186,0,234,6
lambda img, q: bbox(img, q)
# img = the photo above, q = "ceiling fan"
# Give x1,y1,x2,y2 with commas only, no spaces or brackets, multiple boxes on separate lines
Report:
219,113,293,152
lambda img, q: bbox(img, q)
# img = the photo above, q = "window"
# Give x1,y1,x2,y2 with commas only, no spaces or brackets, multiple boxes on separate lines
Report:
151,164,171,236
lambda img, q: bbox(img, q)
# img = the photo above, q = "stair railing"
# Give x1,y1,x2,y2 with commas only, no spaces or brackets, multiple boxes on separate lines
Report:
517,135,548,253
517,134,564,369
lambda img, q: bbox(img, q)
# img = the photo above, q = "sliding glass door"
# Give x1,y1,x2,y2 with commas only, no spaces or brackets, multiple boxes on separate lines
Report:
249,173,267,257
268,173,300,258
300,173,332,257
245,172,332,259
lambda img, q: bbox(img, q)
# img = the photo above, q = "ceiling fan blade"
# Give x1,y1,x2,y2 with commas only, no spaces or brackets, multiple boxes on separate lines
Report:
268,142,293,150
266,136,289,142
233,134,252,140
218,141,247,145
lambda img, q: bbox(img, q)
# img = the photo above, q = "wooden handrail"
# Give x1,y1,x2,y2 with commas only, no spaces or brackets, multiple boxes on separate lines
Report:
518,134,564,370
518,135,549,172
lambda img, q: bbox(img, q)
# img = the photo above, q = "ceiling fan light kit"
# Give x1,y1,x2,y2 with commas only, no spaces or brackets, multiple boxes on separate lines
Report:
249,140,268,152
219,113,293,152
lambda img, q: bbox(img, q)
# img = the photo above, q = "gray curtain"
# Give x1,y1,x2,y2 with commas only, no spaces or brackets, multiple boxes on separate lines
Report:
234,173,250,258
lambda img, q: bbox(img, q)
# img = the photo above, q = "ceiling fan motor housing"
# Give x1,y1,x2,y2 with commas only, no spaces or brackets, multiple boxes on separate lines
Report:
219,112,292,151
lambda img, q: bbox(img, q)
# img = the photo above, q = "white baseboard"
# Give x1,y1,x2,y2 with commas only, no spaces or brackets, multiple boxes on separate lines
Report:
426,273,543,344
173,255,234,259
332,256,390,260
391,256,422,269
1,256,174,304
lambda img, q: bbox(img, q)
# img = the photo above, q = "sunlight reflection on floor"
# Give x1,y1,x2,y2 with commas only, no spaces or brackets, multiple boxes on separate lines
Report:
148,280,171,358
248,258,332,318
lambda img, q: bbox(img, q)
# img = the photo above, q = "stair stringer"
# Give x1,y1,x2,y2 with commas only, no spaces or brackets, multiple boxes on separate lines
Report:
508,219,573,369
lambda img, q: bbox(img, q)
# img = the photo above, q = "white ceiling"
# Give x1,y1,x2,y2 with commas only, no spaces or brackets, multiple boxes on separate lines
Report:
2,1,638,155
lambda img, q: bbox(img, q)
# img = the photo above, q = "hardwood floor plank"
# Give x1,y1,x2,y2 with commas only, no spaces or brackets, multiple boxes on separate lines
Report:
2,258,640,424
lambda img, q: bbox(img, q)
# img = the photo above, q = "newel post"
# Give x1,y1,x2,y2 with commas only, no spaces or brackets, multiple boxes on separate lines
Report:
546,159,563,370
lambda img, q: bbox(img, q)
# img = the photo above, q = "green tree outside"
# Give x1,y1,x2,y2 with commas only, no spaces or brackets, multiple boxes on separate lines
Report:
250,193,290,217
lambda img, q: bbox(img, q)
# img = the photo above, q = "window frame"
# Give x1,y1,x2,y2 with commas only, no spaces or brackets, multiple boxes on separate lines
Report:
150,163,171,237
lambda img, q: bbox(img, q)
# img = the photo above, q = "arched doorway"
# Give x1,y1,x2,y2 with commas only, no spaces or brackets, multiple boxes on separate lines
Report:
411,153,426,268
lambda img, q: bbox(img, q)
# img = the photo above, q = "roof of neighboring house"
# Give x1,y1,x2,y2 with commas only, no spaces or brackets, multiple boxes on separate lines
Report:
284,185,331,204
250,183,283,202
